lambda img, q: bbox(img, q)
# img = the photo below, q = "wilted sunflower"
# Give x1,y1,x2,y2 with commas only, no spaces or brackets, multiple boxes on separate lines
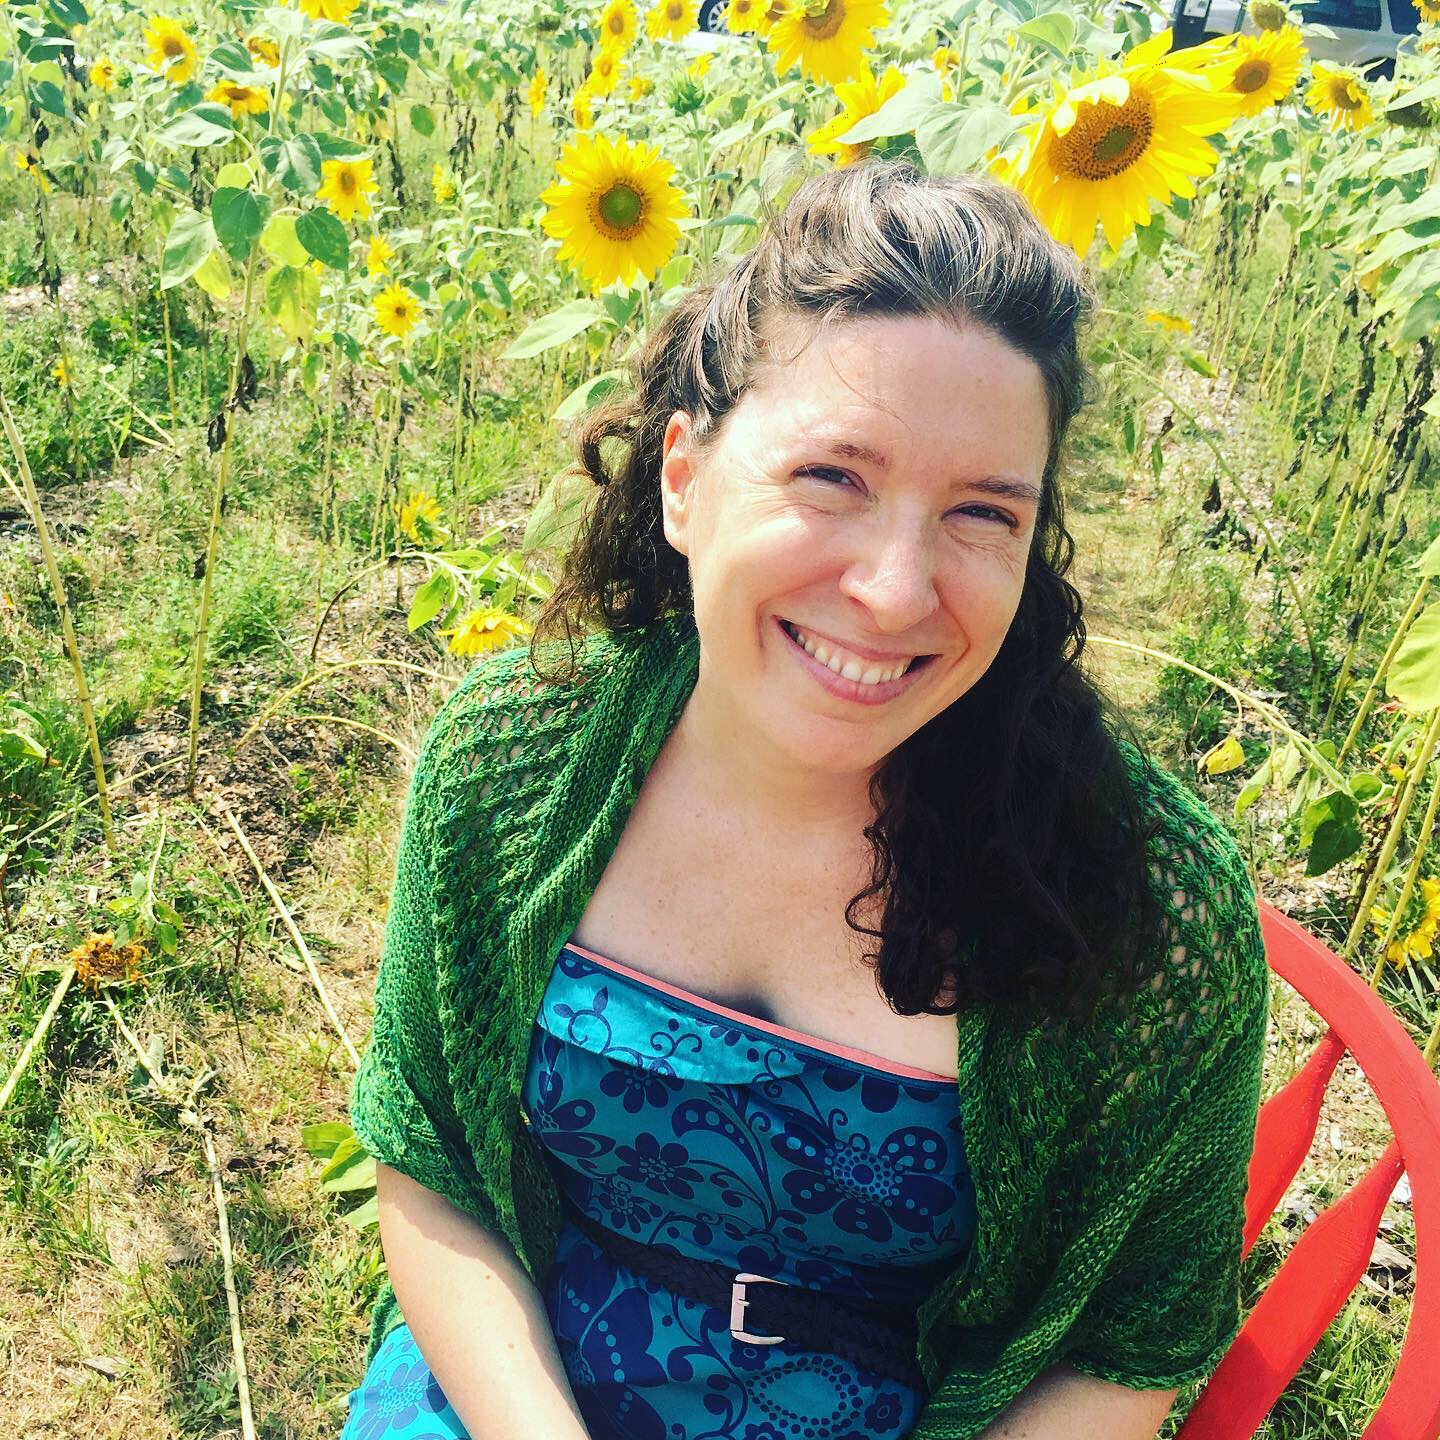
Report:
646,0,698,42
597,0,639,51
298,0,361,21
207,82,269,119
994,29,1243,256
727,0,762,32
247,34,281,66
1369,877,1440,968
432,163,457,202
1249,0,1289,28
1224,25,1303,115
374,284,421,338
89,57,117,91
442,608,532,656
366,233,394,276
808,63,906,166
767,0,890,86
1306,62,1373,131
143,16,198,85
1414,0,1440,20
528,66,548,117
587,46,623,95
539,131,690,293
317,156,378,223
67,932,148,995
399,491,448,545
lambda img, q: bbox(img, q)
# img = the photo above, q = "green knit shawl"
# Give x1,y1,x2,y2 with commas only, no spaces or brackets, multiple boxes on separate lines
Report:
349,609,1270,1440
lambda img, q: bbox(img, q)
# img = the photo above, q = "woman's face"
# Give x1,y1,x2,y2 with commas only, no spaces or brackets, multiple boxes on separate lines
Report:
659,313,1053,780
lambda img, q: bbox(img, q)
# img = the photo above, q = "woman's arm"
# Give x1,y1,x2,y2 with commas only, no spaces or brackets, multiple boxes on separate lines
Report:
376,1160,593,1440
971,1362,1179,1439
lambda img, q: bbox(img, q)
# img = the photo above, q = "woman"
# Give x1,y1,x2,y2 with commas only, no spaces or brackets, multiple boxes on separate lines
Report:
341,161,1269,1440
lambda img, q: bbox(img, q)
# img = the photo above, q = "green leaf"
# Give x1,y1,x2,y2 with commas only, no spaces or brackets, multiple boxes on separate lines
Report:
1399,292,1440,348
265,264,320,342
296,207,350,269
837,72,941,145
1306,815,1363,876
1388,603,1440,711
215,160,255,189
31,79,67,117
1349,771,1384,802
554,368,628,421
260,212,309,266
1015,10,1076,56
46,0,89,26
407,571,456,632
523,470,594,554
409,101,435,136
154,103,236,150
308,22,370,62
340,1194,379,1229
211,187,269,261
1416,531,1440,575
500,299,604,360
209,39,256,78
916,101,1015,176
313,133,369,160
191,248,233,300
1149,435,1164,481
300,1121,354,1159
160,209,219,290
1178,346,1218,378
1300,790,1358,849
260,132,324,195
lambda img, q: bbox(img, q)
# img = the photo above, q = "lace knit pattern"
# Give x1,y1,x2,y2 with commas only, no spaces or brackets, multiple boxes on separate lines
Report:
349,610,1270,1440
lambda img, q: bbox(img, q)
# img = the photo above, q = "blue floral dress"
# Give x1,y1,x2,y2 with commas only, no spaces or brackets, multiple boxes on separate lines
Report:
341,941,977,1440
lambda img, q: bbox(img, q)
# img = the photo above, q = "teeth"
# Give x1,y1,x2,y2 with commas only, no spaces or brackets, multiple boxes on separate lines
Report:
786,622,911,686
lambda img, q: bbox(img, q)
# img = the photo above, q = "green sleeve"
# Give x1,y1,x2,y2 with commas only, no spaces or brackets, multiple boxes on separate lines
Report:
349,753,498,1230
1065,936,1270,1392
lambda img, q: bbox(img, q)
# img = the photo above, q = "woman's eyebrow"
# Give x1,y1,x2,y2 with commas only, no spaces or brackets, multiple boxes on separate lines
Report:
813,438,1043,506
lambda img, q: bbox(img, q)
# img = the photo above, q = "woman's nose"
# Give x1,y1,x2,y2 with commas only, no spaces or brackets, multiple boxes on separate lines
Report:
837,523,941,633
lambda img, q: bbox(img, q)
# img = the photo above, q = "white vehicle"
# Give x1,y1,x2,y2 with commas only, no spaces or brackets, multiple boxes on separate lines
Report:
1169,0,1421,78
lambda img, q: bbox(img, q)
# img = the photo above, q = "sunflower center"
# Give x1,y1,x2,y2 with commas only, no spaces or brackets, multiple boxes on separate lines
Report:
666,0,684,16
1055,93,1154,181
162,36,184,59
1328,78,1361,109
1233,59,1270,93
338,170,356,194
596,181,645,233
801,0,846,40
607,12,625,33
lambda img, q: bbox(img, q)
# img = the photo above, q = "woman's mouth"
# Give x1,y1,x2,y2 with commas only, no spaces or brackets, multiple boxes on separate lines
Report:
777,618,936,705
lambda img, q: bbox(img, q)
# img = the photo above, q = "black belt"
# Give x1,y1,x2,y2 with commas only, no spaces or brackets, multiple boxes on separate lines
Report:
559,1195,926,1390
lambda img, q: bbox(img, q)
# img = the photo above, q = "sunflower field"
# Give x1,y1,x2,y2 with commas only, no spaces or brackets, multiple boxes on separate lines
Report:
0,0,1438,1432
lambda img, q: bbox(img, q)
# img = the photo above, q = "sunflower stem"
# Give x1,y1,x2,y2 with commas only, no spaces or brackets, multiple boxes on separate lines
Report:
1366,763,1440,992
1338,576,1432,769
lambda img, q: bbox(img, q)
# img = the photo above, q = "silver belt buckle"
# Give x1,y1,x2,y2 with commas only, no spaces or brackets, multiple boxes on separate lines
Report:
730,1271,789,1345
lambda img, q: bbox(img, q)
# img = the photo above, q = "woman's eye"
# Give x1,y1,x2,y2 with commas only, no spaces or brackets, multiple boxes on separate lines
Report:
958,505,1017,528
800,470,1017,529
799,466,853,486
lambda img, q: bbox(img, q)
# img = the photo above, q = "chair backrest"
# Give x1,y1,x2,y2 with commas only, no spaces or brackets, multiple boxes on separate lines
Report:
1174,901,1440,1440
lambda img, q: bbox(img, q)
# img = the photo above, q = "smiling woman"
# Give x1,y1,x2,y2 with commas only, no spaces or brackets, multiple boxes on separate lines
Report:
345,161,1269,1440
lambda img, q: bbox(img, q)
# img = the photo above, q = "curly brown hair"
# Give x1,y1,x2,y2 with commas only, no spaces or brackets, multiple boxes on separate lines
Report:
523,159,1165,1034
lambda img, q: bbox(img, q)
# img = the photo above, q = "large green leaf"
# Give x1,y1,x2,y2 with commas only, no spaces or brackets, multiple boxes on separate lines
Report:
1416,531,1440,576
260,212,310,267
260,132,324,195
500,300,604,360
160,209,218,290
838,72,942,145
211,187,270,261
296,207,350,269
407,571,456,632
1015,10,1076,56
265,263,320,342
154,102,236,150
1388,603,1440,712
916,102,1016,175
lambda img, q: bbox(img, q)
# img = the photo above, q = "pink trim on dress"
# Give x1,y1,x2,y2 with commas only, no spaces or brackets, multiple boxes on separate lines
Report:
561,941,957,1084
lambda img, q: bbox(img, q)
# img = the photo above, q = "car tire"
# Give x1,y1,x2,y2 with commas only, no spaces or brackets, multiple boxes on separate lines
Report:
698,0,728,33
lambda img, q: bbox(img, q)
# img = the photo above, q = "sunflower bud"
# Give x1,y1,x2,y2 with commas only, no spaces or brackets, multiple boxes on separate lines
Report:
668,77,705,116
1249,0,1289,31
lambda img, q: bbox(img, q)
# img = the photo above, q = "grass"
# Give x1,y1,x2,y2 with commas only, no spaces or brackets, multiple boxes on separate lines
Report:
0,162,1428,1440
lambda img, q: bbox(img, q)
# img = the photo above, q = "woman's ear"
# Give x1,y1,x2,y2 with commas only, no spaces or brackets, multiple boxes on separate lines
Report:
659,409,698,559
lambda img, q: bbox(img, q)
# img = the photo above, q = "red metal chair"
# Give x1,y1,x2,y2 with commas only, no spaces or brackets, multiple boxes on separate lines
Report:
1174,900,1440,1440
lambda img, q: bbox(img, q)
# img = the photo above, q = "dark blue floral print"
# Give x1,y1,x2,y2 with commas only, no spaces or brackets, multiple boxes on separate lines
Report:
339,943,977,1440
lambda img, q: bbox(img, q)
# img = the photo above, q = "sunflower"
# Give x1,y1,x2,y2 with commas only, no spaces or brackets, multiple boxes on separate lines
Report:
14,148,50,192
52,358,70,386
687,50,712,77
727,0,762,32
932,44,958,75
316,156,378,223
89,57,117,91
646,0,698,42
1369,878,1440,968
528,66,548,117
143,16,197,85
573,82,597,129
441,608,532,656
1249,0,1289,27
539,131,690,293
1305,62,1373,131
597,0,639,51
67,932,148,995
807,63,906,166
247,34,281,66
297,0,361,21
366,233,394,276
994,30,1244,256
629,72,655,98
587,46,623,95
1418,0,1440,19
374,284,421,338
755,0,789,36
207,81,269,118
766,0,891,87
432,163,457,202
399,491,449,545
1222,24,1303,115
1144,309,1191,334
